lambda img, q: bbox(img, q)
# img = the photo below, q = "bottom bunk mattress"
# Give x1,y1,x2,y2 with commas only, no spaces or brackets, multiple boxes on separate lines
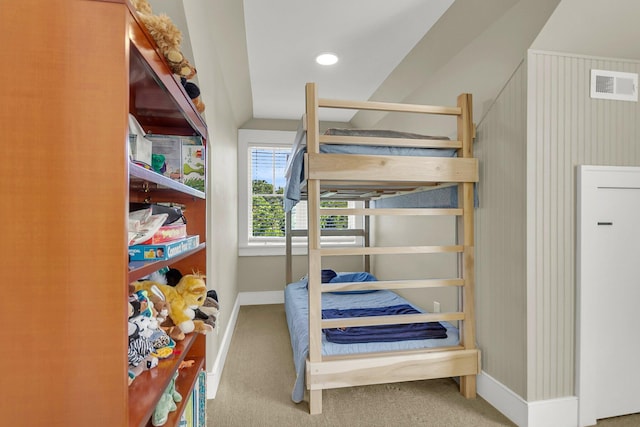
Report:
284,274,460,403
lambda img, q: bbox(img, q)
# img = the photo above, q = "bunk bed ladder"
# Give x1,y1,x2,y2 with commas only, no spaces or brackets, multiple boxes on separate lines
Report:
302,83,479,414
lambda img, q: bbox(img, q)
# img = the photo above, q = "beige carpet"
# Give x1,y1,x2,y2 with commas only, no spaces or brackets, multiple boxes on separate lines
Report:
207,304,640,427
208,304,515,426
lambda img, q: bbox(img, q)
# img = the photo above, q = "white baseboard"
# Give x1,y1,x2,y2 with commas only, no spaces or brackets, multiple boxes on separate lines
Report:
528,396,578,427
478,371,578,427
478,371,529,426
206,293,241,399
206,290,284,399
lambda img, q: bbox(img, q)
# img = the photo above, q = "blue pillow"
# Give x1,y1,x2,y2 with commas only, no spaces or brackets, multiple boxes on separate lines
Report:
328,272,379,294
321,269,338,283
303,271,379,294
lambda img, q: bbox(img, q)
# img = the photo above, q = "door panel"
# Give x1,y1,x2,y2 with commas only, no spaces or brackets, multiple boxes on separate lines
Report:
578,166,640,426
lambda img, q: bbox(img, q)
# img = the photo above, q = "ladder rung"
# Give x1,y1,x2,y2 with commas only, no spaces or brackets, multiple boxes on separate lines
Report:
320,278,464,293
317,245,463,256
318,208,463,216
321,312,465,329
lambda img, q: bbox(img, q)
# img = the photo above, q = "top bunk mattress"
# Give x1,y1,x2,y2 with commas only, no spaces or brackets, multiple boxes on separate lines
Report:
283,125,457,212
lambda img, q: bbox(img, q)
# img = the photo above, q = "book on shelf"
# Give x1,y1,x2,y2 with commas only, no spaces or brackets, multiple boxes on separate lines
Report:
179,390,194,427
195,370,206,427
128,235,199,261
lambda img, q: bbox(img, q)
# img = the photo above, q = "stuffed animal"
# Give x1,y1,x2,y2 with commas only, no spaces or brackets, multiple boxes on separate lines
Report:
130,0,197,79
128,321,159,380
158,269,217,328
180,77,205,113
152,371,181,426
135,274,213,335
194,290,218,329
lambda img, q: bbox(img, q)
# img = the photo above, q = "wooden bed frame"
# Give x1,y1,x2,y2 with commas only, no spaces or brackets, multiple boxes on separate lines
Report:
285,82,480,414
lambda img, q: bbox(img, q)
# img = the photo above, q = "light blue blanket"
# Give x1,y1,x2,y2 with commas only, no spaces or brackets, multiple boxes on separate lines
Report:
283,277,460,403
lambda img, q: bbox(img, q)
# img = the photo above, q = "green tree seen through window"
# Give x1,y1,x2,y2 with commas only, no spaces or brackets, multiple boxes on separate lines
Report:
252,180,285,236
252,179,350,237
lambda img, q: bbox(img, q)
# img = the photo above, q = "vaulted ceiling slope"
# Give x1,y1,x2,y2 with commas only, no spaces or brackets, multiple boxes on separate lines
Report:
531,0,640,60
150,0,640,129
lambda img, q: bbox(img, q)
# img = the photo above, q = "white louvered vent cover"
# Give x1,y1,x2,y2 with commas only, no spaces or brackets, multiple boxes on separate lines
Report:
590,69,638,101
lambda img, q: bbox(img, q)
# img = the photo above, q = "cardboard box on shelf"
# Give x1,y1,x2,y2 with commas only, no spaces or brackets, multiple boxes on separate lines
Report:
182,143,205,192
128,235,200,261
141,223,187,244
148,135,183,182
147,135,204,186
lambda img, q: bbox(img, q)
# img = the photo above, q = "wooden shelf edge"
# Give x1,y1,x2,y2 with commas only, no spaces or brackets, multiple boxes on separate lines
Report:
128,242,206,282
147,357,206,427
129,162,206,199
126,1,207,137
128,333,202,427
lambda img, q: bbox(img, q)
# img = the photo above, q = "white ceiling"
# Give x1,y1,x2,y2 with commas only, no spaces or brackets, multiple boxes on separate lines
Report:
242,0,455,122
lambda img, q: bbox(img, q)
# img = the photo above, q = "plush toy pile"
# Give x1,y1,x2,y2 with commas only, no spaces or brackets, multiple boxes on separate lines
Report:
135,272,215,335
127,269,218,386
130,0,205,113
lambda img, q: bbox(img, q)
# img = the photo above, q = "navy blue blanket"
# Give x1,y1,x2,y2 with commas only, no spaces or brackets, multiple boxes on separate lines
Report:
322,304,447,344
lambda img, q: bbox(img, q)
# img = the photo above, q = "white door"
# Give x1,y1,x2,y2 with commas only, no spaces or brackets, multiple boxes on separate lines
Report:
578,166,640,426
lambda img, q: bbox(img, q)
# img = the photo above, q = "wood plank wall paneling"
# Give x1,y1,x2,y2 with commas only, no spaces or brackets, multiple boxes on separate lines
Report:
475,60,528,399
527,50,640,400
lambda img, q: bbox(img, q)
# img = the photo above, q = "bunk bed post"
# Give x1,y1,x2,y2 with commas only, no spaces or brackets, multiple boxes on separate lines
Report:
457,93,478,398
286,210,292,285
305,82,323,414
364,200,371,272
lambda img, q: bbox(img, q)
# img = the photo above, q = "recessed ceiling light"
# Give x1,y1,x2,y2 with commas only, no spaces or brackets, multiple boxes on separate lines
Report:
316,53,338,66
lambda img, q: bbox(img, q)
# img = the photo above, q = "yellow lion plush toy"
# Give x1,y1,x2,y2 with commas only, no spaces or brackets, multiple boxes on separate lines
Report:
135,274,213,335
130,0,197,79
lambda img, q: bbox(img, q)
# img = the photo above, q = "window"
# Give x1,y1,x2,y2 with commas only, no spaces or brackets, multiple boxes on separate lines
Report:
238,129,362,256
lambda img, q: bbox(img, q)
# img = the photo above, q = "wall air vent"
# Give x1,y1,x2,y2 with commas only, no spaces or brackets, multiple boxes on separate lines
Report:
590,69,638,102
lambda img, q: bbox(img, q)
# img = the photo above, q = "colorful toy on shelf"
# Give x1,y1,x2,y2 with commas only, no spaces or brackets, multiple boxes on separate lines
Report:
152,371,182,426
135,273,213,335
127,319,159,380
180,77,205,113
194,290,218,330
127,287,179,382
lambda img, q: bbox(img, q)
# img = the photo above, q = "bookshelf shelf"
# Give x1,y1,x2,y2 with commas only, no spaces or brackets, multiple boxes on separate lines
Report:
128,334,205,427
129,242,207,282
129,162,206,200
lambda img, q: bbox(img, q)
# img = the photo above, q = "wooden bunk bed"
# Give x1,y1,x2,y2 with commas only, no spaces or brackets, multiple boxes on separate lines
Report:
283,82,479,414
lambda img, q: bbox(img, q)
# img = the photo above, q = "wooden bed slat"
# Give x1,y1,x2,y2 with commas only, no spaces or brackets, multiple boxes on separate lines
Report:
306,349,480,390
319,207,463,216
321,345,465,361
307,153,479,183
321,311,465,329
319,134,462,149
319,245,463,256
320,278,464,293
318,97,462,115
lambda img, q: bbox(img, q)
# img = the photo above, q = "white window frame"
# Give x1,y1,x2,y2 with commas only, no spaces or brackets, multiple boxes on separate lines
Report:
238,129,363,256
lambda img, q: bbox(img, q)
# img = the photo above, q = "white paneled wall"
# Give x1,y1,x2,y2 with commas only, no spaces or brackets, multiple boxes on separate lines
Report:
527,50,640,400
